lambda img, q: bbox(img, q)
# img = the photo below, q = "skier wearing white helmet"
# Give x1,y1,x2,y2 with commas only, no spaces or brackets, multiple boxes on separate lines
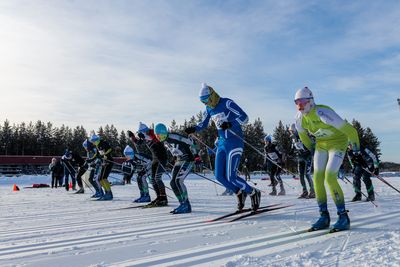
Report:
294,86,360,233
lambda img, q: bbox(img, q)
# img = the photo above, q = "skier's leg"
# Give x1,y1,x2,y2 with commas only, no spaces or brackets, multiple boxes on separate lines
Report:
214,147,238,192
299,160,308,195
352,166,362,201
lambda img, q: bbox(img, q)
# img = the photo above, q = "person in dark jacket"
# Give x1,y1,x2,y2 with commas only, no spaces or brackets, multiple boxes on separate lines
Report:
347,144,379,202
49,158,64,188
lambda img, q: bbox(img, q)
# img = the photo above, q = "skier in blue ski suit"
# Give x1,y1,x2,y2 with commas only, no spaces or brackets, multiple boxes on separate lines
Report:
185,83,261,211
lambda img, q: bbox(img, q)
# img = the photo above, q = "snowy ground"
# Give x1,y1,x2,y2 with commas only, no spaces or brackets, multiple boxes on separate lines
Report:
1,173,400,267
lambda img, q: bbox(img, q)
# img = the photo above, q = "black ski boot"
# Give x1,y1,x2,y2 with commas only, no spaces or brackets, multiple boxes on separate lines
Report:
351,193,362,202
366,191,375,201
269,187,277,196
75,187,84,194
250,188,261,211
236,190,247,211
278,184,286,196
298,190,308,199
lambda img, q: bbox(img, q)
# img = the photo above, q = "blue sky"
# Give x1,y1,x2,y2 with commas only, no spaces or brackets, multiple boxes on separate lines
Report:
0,1,399,162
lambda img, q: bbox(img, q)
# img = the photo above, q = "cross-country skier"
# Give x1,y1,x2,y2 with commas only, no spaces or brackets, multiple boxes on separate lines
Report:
263,135,286,196
185,83,261,211
83,139,104,198
128,122,169,207
154,123,195,214
123,145,152,203
289,123,315,198
89,134,114,200
294,86,360,232
122,146,135,185
61,150,85,192
347,144,379,202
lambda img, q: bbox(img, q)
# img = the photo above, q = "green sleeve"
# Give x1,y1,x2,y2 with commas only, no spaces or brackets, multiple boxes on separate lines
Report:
338,122,360,151
298,131,313,151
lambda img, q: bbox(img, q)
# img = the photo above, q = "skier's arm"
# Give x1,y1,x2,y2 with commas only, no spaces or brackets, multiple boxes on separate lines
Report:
226,99,248,125
295,117,313,151
195,111,211,132
317,107,360,151
364,148,379,169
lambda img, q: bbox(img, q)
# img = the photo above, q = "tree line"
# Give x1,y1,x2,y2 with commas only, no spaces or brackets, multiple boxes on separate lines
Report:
0,115,382,172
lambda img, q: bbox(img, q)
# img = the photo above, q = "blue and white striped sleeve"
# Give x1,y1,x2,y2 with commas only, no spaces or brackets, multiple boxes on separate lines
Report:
226,99,248,125
196,110,211,131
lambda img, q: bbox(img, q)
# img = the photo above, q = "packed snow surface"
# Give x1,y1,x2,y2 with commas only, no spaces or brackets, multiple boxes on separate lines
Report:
1,173,400,267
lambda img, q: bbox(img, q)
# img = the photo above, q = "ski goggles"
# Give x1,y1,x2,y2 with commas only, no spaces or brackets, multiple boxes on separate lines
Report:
200,94,210,104
294,98,312,105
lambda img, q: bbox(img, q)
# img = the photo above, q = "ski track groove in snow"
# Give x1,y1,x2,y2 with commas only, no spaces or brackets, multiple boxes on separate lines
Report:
1,175,400,266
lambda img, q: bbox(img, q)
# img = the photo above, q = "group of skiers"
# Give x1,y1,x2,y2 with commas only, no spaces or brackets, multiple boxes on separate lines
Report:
48,83,380,233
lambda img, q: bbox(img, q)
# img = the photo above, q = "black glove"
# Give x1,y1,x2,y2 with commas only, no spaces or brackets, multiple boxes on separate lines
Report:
220,121,232,130
137,132,145,139
127,130,134,138
184,126,196,135
352,152,363,166
368,165,374,173
373,168,379,175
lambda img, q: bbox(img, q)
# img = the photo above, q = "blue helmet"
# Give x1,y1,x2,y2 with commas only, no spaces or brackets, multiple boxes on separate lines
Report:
264,135,272,143
123,145,135,159
154,123,168,141
89,134,100,145
64,150,72,159
138,122,149,134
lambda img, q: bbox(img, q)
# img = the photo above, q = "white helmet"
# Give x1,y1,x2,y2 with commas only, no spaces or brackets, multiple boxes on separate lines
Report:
294,86,315,114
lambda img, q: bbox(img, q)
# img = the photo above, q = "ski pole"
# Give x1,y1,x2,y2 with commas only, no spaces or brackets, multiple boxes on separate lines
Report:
105,159,174,199
189,135,220,196
226,129,296,190
191,133,268,192
62,161,94,193
363,167,400,194
343,176,378,207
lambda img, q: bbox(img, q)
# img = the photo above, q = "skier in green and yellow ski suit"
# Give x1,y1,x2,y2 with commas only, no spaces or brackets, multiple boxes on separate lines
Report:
294,86,360,232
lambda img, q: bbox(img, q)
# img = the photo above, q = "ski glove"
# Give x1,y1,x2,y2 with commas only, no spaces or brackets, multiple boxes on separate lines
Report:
127,130,134,138
137,132,145,139
352,153,364,166
220,121,232,130
184,127,196,135
373,168,379,175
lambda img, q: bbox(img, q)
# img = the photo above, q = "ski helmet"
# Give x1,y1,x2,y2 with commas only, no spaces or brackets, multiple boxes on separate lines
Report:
138,122,149,134
199,83,220,108
123,145,135,160
264,135,272,143
64,150,72,159
294,86,315,114
89,134,100,145
154,123,168,142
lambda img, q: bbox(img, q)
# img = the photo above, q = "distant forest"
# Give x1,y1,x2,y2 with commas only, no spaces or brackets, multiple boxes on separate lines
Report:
0,113,393,171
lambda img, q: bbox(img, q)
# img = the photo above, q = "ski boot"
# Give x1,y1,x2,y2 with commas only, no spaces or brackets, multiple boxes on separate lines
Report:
133,192,144,203
236,190,247,212
351,193,362,202
138,193,151,203
366,192,375,202
278,187,286,196
75,187,84,194
92,189,104,198
98,191,113,201
308,189,316,199
309,211,330,232
330,210,350,233
298,190,308,199
173,200,192,214
269,187,277,196
250,188,261,211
